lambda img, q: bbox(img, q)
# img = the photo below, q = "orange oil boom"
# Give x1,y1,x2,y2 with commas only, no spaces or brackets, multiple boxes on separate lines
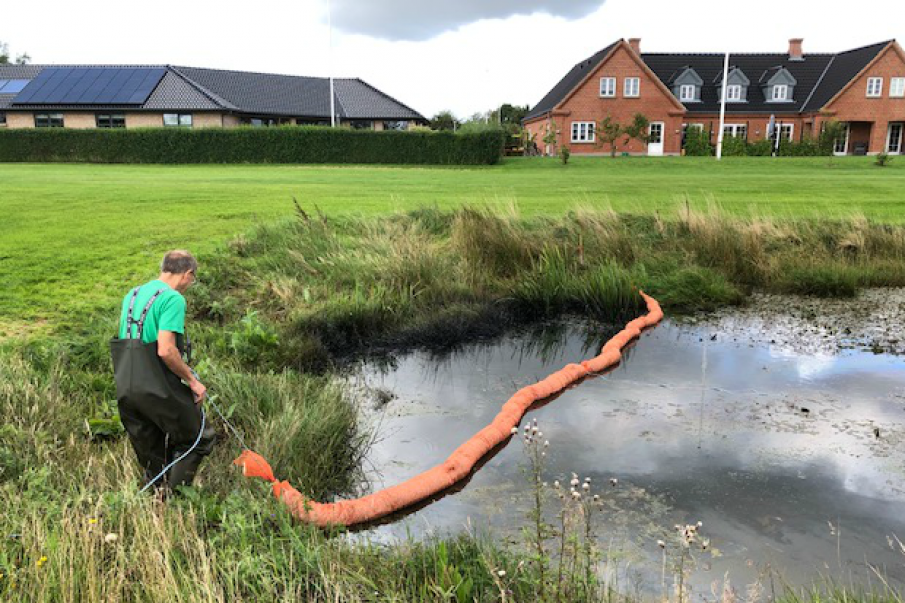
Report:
234,291,663,527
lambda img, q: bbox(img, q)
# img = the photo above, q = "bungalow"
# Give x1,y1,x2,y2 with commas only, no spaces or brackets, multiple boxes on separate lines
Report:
524,38,905,156
0,64,426,130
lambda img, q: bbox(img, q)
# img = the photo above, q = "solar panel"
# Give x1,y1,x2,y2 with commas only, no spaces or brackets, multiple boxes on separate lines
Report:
12,67,166,105
1,80,31,94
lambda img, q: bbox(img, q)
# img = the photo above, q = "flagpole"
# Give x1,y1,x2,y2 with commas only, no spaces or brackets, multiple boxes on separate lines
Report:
716,51,730,160
328,0,336,128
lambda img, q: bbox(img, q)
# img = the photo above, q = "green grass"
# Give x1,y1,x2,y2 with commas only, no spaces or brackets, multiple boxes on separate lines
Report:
2,157,904,332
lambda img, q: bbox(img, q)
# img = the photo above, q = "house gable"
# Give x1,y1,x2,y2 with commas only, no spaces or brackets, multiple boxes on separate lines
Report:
821,41,905,113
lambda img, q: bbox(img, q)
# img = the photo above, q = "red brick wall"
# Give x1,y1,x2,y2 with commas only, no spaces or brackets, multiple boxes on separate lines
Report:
821,44,905,153
525,43,685,156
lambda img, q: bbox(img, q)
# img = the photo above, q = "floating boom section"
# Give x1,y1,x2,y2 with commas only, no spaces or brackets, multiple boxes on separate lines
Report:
234,291,664,527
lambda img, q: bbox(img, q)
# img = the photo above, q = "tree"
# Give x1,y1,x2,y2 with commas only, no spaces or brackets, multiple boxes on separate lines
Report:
430,110,459,131
0,41,31,65
596,113,651,157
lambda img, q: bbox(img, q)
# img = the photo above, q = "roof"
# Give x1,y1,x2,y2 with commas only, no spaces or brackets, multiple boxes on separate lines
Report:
524,42,618,121
0,64,425,121
525,39,892,120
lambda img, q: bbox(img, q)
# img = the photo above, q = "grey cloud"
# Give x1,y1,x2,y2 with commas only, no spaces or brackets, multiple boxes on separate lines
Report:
330,1,605,41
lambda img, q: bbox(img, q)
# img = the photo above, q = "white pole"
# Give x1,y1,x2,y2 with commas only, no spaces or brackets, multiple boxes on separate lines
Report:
716,51,730,160
328,0,336,128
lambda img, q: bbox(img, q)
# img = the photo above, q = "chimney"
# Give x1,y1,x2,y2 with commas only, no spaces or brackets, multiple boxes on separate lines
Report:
788,38,804,61
628,38,641,54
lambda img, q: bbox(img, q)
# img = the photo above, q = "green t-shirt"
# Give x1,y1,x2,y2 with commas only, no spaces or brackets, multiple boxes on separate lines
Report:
118,280,187,344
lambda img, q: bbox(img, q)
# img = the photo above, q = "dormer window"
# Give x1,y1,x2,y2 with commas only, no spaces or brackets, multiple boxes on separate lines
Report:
672,67,703,103
762,67,796,103
715,67,749,103
724,85,742,102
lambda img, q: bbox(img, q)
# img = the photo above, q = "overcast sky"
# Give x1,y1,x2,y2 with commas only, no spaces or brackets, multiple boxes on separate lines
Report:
3,0,902,118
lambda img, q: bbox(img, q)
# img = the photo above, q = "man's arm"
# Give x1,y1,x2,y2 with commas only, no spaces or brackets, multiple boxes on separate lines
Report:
157,330,206,402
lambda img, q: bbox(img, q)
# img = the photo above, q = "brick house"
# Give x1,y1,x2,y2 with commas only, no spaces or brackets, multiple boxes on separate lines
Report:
524,38,905,156
0,65,425,130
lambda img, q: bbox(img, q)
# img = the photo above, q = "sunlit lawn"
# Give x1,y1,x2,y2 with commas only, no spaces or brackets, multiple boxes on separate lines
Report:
1,156,902,332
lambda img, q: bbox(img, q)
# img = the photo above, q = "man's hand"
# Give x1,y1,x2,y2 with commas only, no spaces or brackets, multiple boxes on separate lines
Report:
189,378,207,404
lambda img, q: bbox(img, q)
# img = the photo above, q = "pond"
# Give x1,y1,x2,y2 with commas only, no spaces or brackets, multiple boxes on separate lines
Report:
346,290,905,594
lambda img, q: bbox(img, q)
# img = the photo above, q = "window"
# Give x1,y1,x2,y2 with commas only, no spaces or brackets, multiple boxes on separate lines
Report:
648,122,663,144
724,84,742,102
624,77,640,97
722,124,747,139
164,113,193,127
96,113,125,128
571,121,595,143
679,84,696,101
382,120,408,131
866,77,883,97
599,77,616,97
772,85,789,101
778,124,794,142
34,113,64,128
685,123,704,132
297,119,330,126
833,123,850,155
0,112,5,126
891,77,905,98
888,123,903,154
349,120,373,130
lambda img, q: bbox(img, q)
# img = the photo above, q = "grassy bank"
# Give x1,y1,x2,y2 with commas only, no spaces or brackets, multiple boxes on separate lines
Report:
1,156,904,334
2,206,904,600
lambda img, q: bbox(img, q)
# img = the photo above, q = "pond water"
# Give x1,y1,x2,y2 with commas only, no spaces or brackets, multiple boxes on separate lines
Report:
346,292,905,594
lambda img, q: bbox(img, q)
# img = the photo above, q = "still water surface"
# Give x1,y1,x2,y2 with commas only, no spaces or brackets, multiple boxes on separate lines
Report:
348,312,905,591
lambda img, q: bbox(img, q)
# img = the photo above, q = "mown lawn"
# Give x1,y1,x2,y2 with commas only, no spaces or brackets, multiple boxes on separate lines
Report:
1,156,903,331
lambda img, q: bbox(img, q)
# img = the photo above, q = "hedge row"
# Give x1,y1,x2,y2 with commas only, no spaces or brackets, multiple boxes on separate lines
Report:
0,127,506,165
683,129,835,157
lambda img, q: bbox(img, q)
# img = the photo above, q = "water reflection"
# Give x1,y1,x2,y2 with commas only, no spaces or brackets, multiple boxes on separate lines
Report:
346,317,905,592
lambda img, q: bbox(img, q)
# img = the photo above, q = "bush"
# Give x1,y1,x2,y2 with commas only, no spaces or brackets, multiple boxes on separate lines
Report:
683,128,713,156
0,127,505,165
876,152,893,167
558,145,571,164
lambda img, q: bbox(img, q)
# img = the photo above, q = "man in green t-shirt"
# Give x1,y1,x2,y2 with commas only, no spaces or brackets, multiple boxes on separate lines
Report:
113,250,215,491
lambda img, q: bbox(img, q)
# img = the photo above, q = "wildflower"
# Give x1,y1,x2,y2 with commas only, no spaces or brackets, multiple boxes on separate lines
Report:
610,478,618,486
570,477,580,487
36,555,48,568
88,518,98,525
497,569,507,578
510,427,518,435
593,494,600,502
537,431,543,438
702,539,710,551
542,482,548,488
657,540,666,549
543,440,549,447
541,452,546,457
553,480,560,489
104,533,118,544
572,491,581,500
582,482,590,491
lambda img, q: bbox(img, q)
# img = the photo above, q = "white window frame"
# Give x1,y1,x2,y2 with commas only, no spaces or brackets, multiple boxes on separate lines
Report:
679,84,696,101
571,121,595,143
890,77,905,98
722,123,747,138
624,77,640,98
724,84,742,102
648,122,664,144
686,123,704,132
833,122,850,155
778,124,794,142
772,84,789,101
599,77,616,98
866,77,883,98
887,123,903,155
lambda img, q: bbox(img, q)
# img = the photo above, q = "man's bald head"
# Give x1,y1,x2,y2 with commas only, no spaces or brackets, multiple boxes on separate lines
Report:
161,250,198,275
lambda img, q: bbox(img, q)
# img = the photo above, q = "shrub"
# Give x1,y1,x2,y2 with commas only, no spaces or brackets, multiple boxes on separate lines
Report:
683,128,713,156
0,127,505,165
875,152,893,167
559,145,571,165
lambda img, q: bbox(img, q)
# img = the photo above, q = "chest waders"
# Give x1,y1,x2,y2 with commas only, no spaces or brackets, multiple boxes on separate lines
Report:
110,287,216,491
